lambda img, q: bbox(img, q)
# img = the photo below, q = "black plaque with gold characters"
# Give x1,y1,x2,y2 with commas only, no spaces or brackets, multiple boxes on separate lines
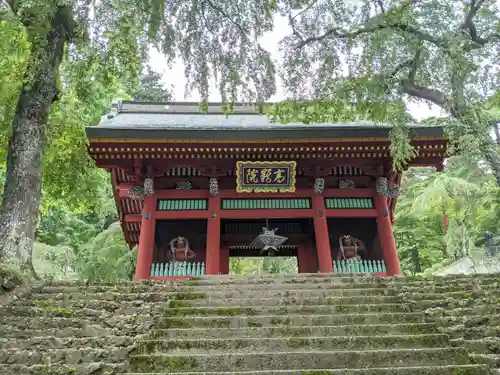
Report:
236,161,297,193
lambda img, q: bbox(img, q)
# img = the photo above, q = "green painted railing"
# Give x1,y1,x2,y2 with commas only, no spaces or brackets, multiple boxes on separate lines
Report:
157,199,208,211
150,261,205,277
221,198,311,210
325,198,373,209
333,259,386,273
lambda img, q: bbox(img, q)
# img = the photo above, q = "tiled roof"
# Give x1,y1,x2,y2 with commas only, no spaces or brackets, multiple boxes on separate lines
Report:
86,100,445,139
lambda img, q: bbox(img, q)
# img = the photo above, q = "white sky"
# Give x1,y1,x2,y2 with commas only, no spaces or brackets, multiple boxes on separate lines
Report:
149,15,446,121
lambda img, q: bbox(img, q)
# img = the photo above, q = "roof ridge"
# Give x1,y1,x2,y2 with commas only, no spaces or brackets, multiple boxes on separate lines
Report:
99,99,123,124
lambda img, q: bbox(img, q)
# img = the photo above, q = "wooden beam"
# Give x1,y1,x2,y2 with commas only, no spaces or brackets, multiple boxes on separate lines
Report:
325,209,377,218
219,209,315,219
155,211,210,220
123,214,142,222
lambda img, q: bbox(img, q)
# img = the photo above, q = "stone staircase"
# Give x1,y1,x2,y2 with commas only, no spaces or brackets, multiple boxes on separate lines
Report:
0,273,499,374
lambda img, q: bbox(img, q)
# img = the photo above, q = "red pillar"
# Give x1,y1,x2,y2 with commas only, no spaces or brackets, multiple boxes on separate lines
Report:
297,247,308,273
135,196,156,280
220,247,230,275
374,194,401,276
312,195,333,273
205,195,221,275
298,247,318,273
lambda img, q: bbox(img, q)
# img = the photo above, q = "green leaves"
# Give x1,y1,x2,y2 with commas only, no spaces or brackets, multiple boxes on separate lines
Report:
394,156,499,274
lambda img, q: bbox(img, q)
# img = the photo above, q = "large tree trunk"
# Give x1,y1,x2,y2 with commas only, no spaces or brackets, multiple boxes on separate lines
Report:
482,142,500,186
0,18,67,263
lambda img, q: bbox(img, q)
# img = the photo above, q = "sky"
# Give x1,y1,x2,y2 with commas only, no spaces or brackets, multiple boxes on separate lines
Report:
149,15,446,121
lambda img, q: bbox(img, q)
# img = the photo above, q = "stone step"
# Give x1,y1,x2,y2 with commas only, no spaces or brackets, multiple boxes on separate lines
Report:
160,303,420,317
2,301,451,318
469,353,500,367
443,325,500,340
0,315,151,333
0,326,116,339
31,277,500,295
0,347,132,365
166,295,482,308
0,335,136,350
0,322,439,340
451,338,500,355
134,334,449,353
26,290,483,304
158,312,426,329
169,273,500,286
0,363,124,375
40,273,500,286
122,364,492,375
150,323,439,339
129,347,470,372
0,304,157,318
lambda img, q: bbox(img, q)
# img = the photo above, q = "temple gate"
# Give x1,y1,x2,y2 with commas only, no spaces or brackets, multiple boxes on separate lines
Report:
86,100,448,279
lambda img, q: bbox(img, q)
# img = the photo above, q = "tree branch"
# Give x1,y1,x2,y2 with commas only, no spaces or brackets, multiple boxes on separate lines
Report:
462,0,485,42
203,0,247,36
375,0,386,13
398,48,451,112
461,0,499,47
296,22,446,49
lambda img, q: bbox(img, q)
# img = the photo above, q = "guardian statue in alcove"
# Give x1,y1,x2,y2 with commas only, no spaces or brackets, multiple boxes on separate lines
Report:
168,236,196,262
337,235,366,261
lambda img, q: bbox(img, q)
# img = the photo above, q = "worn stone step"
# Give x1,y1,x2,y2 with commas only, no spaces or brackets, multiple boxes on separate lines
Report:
0,326,115,339
451,338,500,354
4,301,449,319
21,297,436,311
150,323,439,339
0,347,132,365
0,335,136,350
135,334,449,353
469,353,500,367
25,287,458,302
431,314,500,326
162,273,500,286
166,294,442,307
158,312,426,329
0,315,152,334
443,324,500,340
0,303,157,318
31,277,500,295
129,347,470,372
160,303,422,317
122,364,492,375
38,273,500,286
27,290,484,304
0,362,124,375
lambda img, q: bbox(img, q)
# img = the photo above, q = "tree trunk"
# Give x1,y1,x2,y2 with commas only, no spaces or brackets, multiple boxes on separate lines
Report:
0,19,67,262
481,141,500,186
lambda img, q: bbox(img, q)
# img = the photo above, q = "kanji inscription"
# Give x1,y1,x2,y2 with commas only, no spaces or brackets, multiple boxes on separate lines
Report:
236,161,297,193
